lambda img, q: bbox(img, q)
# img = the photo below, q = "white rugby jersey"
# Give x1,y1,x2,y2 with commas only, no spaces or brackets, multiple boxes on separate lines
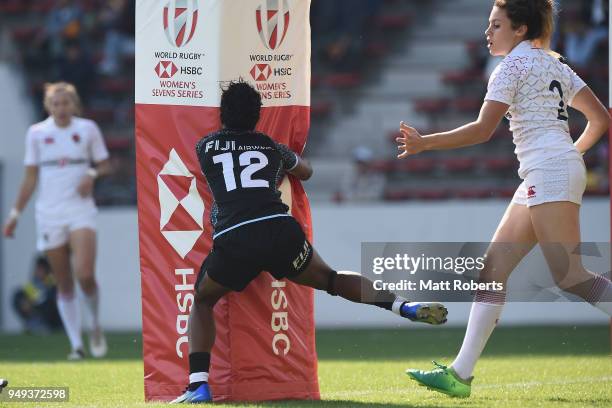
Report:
24,117,109,221
485,41,586,178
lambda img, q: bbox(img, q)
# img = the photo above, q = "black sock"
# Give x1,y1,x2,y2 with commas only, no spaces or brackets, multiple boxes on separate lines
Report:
188,352,211,390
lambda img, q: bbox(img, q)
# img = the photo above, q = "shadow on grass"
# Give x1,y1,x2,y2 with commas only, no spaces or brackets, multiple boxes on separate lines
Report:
0,325,609,362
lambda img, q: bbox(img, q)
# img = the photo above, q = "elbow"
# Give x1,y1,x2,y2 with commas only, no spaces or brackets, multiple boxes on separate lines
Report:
301,162,313,181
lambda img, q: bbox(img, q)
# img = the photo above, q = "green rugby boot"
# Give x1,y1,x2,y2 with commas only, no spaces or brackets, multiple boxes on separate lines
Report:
406,361,472,398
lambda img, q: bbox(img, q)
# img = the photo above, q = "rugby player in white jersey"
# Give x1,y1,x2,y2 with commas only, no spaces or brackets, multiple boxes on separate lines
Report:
396,0,612,397
3,82,112,360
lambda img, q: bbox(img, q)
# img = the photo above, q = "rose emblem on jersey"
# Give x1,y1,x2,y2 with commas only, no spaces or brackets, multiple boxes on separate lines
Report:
255,0,290,50
72,133,81,143
157,149,205,258
163,0,199,48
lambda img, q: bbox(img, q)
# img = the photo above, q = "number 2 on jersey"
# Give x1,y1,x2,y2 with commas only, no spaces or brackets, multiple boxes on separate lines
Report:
213,151,270,192
549,80,568,121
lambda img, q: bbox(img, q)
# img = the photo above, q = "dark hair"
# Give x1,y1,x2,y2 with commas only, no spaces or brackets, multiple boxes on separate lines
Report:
494,0,556,47
220,79,262,131
34,255,51,272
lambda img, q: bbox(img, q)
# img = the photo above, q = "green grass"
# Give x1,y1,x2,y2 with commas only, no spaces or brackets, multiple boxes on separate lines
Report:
1,326,611,407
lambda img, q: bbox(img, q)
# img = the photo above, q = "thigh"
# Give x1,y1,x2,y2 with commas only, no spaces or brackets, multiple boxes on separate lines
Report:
481,202,538,282
194,272,232,307
266,217,314,280
288,249,334,290
69,228,97,280
37,221,70,252
46,244,73,290
529,201,584,284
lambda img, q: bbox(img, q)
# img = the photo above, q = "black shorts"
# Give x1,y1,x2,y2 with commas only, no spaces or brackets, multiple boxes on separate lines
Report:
196,216,313,292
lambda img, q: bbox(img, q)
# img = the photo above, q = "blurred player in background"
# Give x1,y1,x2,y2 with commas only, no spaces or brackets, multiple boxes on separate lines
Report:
396,0,612,398
2,82,112,360
172,80,448,404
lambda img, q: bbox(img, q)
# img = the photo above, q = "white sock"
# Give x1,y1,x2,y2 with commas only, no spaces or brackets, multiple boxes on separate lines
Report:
189,372,209,384
84,290,100,329
391,297,407,315
586,275,612,316
57,294,83,351
450,290,506,380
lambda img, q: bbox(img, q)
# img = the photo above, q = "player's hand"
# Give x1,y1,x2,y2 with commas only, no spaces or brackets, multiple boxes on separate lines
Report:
77,175,95,197
396,121,426,159
3,217,17,238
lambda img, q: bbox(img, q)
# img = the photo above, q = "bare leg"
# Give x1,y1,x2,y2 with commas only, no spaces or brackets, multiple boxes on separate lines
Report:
451,203,537,380
70,228,107,357
47,244,83,353
189,274,230,354
289,249,447,324
530,202,612,312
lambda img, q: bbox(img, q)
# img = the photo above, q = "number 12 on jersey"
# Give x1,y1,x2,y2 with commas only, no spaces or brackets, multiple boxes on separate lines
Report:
213,151,270,192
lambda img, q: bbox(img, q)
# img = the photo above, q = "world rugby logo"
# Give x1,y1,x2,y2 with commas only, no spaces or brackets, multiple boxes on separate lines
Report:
157,149,204,258
163,0,199,48
256,0,290,50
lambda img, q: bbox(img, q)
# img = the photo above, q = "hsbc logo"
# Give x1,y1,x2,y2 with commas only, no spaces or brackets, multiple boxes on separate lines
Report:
157,149,204,258
250,64,272,81
155,61,178,78
256,0,290,50
163,0,199,48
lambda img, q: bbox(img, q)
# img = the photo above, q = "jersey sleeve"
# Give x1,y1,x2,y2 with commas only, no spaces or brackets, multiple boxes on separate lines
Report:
89,121,110,162
567,68,587,106
275,142,299,171
485,57,526,106
23,126,39,166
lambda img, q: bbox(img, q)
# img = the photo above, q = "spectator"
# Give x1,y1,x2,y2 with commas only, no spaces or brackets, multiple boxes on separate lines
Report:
12,255,62,334
98,0,135,76
55,39,96,105
564,0,608,68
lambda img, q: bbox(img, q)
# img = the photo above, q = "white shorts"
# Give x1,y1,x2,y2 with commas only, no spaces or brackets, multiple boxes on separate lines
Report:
512,155,586,207
36,212,97,251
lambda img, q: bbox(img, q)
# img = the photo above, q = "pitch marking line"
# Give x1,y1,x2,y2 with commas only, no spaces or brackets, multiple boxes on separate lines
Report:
325,376,612,398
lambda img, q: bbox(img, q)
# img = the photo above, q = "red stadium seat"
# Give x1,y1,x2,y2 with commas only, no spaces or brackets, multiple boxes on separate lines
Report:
440,157,476,173
442,68,484,86
453,188,493,199
374,14,412,30
452,97,481,113
397,157,436,174
365,159,395,173
310,101,333,118
482,156,517,173
414,98,449,115
324,72,362,88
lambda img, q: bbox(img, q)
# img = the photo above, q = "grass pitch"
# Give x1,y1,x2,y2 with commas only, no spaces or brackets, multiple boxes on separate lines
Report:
1,325,610,407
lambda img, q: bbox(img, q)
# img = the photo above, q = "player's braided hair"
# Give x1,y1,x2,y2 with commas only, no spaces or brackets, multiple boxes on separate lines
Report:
494,0,556,48
220,79,262,131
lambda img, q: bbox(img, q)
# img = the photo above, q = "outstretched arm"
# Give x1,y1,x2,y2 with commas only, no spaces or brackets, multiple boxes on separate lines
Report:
570,86,610,154
397,100,509,158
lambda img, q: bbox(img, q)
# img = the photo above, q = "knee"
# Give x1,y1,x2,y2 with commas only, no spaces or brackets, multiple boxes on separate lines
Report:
78,276,97,294
194,290,217,308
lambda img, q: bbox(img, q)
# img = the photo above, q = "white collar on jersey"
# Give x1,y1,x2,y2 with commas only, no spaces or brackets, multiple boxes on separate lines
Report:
507,40,538,58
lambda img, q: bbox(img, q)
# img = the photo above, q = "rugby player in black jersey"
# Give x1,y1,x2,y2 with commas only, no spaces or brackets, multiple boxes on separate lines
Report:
172,80,448,404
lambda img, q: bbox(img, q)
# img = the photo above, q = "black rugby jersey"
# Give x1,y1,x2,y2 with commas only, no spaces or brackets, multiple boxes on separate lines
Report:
195,129,298,236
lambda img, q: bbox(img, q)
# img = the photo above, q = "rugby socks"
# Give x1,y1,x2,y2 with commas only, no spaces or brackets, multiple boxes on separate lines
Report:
450,289,506,380
585,275,612,316
83,289,100,329
391,297,407,314
188,352,211,391
57,293,83,352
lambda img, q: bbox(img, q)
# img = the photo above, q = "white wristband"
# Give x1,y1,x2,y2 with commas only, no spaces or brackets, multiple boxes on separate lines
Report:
9,208,20,220
86,168,99,179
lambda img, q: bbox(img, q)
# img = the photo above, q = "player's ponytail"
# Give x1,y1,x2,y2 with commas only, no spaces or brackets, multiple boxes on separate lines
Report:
43,81,82,116
494,0,556,49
